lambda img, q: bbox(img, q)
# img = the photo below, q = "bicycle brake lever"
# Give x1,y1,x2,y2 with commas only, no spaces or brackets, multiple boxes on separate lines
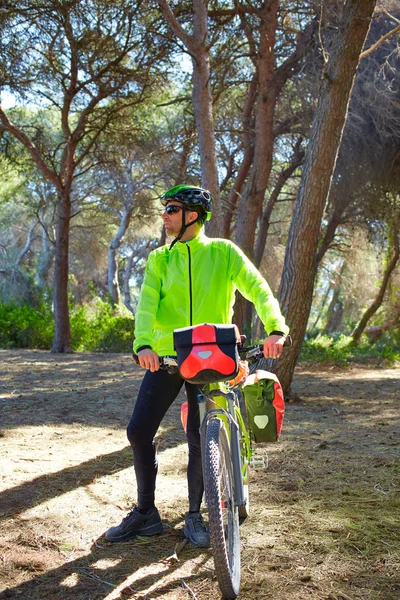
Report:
284,335,293,347
245,346,263,360
163,357,178,368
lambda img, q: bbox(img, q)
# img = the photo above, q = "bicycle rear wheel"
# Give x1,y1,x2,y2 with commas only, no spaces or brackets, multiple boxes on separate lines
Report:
204,417,240,599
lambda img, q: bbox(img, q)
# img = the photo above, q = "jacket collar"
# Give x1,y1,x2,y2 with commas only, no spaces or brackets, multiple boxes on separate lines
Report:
172,229,207,251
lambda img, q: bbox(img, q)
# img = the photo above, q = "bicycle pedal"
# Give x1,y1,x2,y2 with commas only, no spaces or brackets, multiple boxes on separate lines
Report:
250,454,268,469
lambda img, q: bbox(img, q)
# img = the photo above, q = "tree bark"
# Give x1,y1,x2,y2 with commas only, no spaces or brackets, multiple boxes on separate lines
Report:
254,139,304,268
235,0,279,259
232,2,279,335
36,224,55,289
223,72,257,239
158,0,222,236
108,207,133,305
323,262,345,334
352,221,399,342
15,221,38,266
276,0,377,394
192,0,221,235
51,190,72,352
122,250,135,313
364,314,400,341
231,10,316,335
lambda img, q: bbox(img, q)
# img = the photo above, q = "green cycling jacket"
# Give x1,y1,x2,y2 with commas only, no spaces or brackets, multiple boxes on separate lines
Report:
133,230,289,356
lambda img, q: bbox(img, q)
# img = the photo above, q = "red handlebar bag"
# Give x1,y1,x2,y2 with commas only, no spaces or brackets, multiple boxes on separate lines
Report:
173,323,240,384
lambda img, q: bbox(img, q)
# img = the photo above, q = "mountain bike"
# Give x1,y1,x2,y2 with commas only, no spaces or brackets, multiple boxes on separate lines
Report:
196,342,264,599
135,341,267,599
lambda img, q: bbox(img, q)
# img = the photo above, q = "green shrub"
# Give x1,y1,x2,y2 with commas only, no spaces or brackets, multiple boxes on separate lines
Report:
70,301,134,352
0,300,134,352
300,333,400,364
0,303,53,349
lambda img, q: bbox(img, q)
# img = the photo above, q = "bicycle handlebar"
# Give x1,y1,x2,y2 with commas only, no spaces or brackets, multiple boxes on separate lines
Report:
132,335,291,373
241,334,292,361
132,352,179,373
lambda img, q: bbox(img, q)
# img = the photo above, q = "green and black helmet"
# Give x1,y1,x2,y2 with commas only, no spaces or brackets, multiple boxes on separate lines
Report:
160,184,213,249
160,185,213,221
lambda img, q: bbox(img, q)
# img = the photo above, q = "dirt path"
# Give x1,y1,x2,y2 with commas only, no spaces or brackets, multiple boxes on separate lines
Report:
0,350,399,600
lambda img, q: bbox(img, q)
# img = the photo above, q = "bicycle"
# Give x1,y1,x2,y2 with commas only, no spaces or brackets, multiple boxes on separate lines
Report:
197,342,269,599
133,335,288,599
135,340,264,598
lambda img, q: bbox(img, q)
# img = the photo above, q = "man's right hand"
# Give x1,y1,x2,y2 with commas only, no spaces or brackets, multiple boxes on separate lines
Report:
137,349,160,372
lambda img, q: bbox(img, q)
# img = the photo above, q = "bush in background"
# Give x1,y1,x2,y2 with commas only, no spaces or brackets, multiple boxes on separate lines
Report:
300,333,400,364
0,301,134,352
71,301,134,352
0,303,54,349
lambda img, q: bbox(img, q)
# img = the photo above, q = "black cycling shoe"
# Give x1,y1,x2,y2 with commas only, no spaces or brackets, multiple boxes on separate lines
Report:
184,511,210,548
105,507,163,542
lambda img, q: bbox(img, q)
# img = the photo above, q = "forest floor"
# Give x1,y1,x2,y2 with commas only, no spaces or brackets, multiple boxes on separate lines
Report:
0,350,399,600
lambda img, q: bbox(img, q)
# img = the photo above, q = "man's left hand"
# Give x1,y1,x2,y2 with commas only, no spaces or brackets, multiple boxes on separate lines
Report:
263,334,285,359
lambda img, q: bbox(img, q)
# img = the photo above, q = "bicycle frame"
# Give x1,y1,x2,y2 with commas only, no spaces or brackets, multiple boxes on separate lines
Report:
198,385,252,510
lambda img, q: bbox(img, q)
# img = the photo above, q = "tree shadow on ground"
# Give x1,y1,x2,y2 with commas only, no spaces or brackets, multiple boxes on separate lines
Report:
0,526,213,600
1,350,187,430
0,446,135,521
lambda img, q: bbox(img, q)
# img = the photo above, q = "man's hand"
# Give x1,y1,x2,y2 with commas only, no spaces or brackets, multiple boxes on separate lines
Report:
263,334,285,359
137,348,160,372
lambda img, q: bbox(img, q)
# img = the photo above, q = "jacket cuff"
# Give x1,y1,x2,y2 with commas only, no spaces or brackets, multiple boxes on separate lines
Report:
136,345,152,353
268,330,286,337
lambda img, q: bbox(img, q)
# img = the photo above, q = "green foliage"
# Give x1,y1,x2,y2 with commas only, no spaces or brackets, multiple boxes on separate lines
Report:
300,333,400,365
0,303,53,349
70,301,134,353
0,301,134,352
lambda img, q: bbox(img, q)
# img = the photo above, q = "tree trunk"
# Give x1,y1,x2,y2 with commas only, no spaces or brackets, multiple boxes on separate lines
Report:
122,250,135,313
232,2,279,335
325,298,344,334
158,0,222,236
36,225,55,289
108,245,121,306
223,73,257,239
364,314,400,341
235,0,279,260
254,139,304,268
191,0,221,236
108,208,133,305
51,190,72,353
276,0,377,394
352,221,399,342
323,262,345,334
237,143,303,335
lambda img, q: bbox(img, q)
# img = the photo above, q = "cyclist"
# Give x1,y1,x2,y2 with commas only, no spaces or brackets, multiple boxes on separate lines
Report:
105,185,289,547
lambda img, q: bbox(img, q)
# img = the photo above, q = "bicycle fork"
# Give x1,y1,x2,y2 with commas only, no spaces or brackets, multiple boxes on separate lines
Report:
198,391,247,511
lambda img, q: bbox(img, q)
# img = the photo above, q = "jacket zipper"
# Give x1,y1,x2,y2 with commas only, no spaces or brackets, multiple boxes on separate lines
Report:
187,245,193,325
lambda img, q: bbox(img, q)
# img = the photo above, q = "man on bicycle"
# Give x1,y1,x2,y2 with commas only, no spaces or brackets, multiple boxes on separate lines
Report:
105,185,289,547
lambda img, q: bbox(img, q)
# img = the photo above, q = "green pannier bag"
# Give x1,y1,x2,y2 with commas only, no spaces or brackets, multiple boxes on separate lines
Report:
242,370,285,443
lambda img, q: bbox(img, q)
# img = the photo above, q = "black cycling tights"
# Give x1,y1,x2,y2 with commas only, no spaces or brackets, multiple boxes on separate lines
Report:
127,368,204,512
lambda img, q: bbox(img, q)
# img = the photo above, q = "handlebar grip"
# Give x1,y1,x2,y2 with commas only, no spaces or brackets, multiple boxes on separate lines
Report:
132,352,179,373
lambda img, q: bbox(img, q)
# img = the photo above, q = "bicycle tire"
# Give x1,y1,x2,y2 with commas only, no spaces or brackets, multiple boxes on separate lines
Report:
204,417,240,599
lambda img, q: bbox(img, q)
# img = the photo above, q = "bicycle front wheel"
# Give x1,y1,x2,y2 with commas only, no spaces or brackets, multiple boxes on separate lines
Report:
204,417,240,599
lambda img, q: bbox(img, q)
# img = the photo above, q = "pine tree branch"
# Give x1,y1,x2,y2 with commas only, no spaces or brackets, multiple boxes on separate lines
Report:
360,23,400,60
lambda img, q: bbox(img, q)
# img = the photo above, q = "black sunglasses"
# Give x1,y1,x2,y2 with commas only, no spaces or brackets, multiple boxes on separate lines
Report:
164,205,183,215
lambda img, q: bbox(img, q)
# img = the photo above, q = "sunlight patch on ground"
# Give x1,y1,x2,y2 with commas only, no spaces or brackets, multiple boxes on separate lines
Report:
91,557,122,569
60,572,80,587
